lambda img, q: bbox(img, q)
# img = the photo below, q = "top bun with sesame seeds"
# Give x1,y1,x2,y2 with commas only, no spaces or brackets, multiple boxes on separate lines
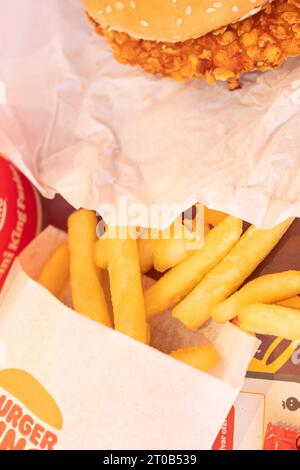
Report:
82,0,269,42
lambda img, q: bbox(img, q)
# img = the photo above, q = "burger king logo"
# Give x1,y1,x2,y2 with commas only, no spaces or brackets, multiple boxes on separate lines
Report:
0,369,63,450
0,156,41,291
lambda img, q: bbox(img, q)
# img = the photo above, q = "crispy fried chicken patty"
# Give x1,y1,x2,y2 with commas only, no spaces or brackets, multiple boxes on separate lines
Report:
90,0,300,89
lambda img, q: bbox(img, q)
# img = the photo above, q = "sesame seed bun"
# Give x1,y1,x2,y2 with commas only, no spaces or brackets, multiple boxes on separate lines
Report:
82,0,269,42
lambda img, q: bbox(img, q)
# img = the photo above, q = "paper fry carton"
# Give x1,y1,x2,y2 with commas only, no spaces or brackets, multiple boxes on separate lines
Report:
0,227,258,450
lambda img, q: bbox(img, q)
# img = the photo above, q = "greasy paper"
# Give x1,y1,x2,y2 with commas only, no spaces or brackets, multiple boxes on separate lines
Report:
0,227,259,450
0,0,300,229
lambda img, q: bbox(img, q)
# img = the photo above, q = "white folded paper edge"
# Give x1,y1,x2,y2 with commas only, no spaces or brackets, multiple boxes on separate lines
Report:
0,227,259,449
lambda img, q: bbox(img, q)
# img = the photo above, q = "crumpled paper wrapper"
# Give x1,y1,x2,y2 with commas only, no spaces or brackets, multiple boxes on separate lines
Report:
0,227,259,450
0,0,300,229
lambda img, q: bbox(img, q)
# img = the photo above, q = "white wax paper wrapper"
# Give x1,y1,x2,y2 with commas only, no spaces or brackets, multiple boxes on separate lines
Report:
1,0,300,228
0,227,259,450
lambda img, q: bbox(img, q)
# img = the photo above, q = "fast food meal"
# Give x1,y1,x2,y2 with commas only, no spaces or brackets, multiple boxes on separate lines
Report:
37,244,70,298
172,218,293,330
152,220,201,273
95,230,153,273
36,205,300,376
237,303,300,340
170,343,220,372
136,233,153,274
68,210,112,327
145,215,243,316
82,0,300,88
277,295,300,308
107,233,148,343
212,270,300,323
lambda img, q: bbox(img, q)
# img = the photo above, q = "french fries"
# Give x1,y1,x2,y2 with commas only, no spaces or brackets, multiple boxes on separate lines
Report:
237,303,300,341
152,222,201,273
212,271,300,323
184,214,210,236
68,210,112,327
145,216,243,317
173,218,293,330
277,296,300,309
170,344,220,372
94,237,107,270
37,244,70,298
95,235,153,274
184,205,226,236
138,237,153,274
107,235,148,343
204,207,227,227
35,202,297,373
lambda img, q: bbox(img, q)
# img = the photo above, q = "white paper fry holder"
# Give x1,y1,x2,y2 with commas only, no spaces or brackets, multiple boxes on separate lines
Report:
0,0,300,229
0,227,259,450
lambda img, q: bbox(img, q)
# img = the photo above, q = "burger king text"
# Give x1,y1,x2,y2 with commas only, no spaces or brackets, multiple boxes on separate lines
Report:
0,393,58,450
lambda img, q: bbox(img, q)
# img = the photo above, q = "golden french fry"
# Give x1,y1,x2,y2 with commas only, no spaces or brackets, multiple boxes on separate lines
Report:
95,235,153,274
186,204,225,235
145,216,243,317
94,237,108,269
277,295,300,309
212,271,300,323
152,222,201,273
173,218,294,330
137,234,153,274
204,207,227,227
37,244,70,298
68,210,112,327
107,236,148,343
237,303,300,341
183,215,209,235
204,223,211,235
170,344,220,372
152,237,187,273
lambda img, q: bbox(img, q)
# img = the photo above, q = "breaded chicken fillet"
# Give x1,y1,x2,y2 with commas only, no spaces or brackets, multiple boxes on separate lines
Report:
83,0,300,88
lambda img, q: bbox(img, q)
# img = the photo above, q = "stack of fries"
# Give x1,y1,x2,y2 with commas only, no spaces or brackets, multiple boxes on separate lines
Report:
36,207,300,374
